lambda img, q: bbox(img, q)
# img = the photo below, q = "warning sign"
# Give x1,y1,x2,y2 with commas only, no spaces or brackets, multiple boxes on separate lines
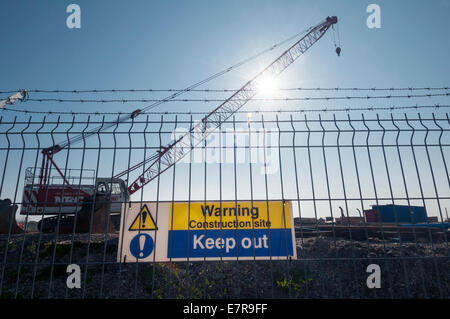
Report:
117,201,296,263
129,204,157,231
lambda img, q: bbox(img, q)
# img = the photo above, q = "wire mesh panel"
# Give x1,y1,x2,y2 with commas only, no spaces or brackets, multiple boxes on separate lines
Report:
0,112,448,299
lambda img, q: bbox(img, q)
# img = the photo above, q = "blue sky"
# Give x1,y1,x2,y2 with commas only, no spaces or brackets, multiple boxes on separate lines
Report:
0,1,449,220
1,0,449,103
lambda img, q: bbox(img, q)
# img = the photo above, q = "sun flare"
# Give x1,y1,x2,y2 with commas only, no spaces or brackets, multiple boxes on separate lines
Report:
256,76,279,97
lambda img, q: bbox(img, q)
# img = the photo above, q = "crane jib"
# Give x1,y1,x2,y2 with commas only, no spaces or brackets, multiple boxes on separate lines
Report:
126,16,338,195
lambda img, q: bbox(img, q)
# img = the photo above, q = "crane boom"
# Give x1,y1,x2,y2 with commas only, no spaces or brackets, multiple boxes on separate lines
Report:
0,90,28,109
125,16,338,195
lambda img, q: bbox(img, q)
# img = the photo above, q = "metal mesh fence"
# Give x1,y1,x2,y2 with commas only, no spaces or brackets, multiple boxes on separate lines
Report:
0,112,448,299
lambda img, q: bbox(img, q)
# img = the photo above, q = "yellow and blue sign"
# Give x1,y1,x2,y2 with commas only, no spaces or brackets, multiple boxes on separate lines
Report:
168,201,295,260
118,201,296,262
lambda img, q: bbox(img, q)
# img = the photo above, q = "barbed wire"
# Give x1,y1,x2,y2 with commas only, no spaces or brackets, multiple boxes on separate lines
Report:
15,92,450,104
1,86,449,95
2,104,448,115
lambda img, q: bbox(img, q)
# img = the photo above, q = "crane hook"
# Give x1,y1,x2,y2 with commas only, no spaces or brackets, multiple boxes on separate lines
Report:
336,47,341,56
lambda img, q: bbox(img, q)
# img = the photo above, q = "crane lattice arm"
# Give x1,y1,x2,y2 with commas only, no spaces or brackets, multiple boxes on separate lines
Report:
123,16,338,195
0,90,28,109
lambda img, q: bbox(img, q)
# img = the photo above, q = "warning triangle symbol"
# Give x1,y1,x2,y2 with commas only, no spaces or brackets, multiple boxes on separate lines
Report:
129,204,158,231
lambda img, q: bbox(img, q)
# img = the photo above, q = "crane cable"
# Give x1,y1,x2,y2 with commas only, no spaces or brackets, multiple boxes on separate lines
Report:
332,23,341,56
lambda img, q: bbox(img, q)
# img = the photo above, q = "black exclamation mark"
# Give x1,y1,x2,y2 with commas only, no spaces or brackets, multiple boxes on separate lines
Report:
141,210,147,229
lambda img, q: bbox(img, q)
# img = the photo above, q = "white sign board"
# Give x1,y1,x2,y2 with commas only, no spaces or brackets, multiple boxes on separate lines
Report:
117,201,296,262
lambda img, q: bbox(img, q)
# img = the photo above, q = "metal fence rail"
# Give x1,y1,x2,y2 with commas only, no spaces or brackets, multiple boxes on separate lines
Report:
0,112,448,299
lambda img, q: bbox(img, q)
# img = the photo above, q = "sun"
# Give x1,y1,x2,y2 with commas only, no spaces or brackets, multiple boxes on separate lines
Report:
255,76,279,97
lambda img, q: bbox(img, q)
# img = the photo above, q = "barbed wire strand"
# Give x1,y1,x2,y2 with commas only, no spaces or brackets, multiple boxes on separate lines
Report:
1,86,449,95
15,92,450,104
2,104,448,115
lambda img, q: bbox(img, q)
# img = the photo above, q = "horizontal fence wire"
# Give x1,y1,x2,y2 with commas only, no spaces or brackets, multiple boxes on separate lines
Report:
0,112,448,299
2,104,450,115
9,91,450,103
1,86,449,94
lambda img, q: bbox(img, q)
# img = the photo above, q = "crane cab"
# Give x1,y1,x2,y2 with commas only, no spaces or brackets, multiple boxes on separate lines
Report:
95,178,128,206
20,167,128,216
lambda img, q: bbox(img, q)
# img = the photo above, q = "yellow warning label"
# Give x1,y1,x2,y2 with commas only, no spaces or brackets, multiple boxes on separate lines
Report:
129,204,158,231
169,201,291,230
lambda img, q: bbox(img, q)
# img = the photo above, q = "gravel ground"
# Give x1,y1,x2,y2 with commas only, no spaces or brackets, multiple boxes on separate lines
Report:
0,233,448,299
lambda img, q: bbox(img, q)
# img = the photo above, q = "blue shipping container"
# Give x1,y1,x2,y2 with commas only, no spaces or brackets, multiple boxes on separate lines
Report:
371,205,427,223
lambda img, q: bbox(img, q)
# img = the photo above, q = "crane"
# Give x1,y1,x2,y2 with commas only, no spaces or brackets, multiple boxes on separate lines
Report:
19,16,339,232
122,15,339,194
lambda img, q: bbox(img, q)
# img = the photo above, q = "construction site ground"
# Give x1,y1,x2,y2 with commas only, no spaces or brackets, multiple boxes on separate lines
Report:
0,232,448,299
